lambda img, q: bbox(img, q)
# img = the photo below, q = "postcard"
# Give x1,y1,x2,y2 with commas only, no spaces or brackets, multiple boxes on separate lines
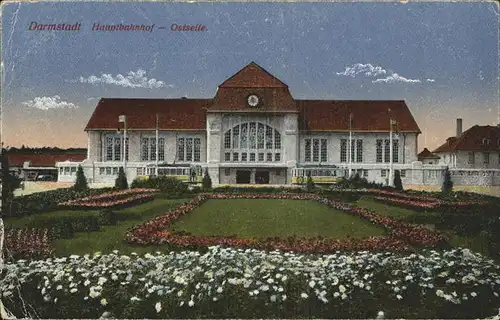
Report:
0,1,499,319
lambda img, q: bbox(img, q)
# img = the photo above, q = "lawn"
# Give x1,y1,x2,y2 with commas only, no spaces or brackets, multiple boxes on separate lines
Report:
168,199,386,239
4,197,190,256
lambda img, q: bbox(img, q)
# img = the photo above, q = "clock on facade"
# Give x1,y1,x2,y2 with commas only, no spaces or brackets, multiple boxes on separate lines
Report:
247,94,260,107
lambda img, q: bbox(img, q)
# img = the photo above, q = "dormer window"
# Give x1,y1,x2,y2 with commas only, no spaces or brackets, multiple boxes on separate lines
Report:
482,138,490,146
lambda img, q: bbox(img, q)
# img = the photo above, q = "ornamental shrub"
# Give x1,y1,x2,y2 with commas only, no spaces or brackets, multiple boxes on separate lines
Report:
393,170,403,191
73,165,88,192
441,166,453,195
98,209,118,225
202,168,212,190
115,167,128,190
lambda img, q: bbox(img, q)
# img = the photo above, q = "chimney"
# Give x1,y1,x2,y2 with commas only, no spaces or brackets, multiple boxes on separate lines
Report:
456,118,462,137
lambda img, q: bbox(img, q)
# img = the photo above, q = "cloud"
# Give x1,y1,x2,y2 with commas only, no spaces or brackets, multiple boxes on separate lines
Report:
372,73,421,84
337,63,429,84
336,63,387,77
87,97,99,101
22,96,79,110
79,69,170,89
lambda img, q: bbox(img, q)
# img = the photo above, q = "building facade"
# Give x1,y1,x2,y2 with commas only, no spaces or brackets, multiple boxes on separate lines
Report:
56,62,499,187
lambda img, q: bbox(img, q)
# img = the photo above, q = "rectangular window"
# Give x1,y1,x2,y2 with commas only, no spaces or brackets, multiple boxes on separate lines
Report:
186,138,193,161
233,152,239,162
59,167,63,174
240,123,248,148
393,140,399,163
136,168,144,176
249,123,256,149
232,126,239,149
250,153,256,162
224,131,231,149
276,169,281,176
305,139,312,162
177,138,185,161
381,169,387,177
313,139,320,162
224,168,230,176
350,140,355,163
468,152,475,164
257,123,265,149
384,140,390,163
150,138,157,161
363,169,368,177
112,167,118,175
99,167,105,175
266,126,273,149
106,137,113,161
267,152,273,162
106,167,112,175
275,153,281,161
274,130,281,149
194,138,201,162
158,138,165,161
400,170,406,177
321,139,327,162
258,153,264,162
340,139,347,163
71,167,77,174
114,137,121,161
141,138,149,161
356,140,363,163
64,167,70,175
483,152,490,164
224,152,231,162
376,140,383,163
241,153,248,162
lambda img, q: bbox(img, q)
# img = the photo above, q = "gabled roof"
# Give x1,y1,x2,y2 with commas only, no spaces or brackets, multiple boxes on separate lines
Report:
297,100,421,133
7,153,87,167
218,62,288,88
85,98,210,131
433,125,500,153
418,148,440,159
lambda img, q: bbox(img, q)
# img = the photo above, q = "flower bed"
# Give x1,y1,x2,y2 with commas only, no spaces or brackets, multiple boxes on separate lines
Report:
58,189,159,209
372,196,489,211
1,247,499,319
125,193,447,252
3,227,53,260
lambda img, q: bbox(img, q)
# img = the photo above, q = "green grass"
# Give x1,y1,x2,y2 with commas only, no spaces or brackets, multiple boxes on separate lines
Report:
355,196,440,220
4,198,190,257
168,199,386,239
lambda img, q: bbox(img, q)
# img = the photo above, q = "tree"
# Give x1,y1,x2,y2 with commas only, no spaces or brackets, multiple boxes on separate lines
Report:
202,168,212,190
306,171,315,192
393,170,403,191
1,151,21,216
441,166,453,195
115,167,128,190
73,165,88,192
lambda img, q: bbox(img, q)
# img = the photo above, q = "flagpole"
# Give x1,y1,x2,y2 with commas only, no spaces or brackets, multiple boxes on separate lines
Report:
155,113,159,176
348,112,353,178
389,118,393,187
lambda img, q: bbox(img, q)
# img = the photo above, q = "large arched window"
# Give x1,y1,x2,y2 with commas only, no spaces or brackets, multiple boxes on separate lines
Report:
223,122,282,162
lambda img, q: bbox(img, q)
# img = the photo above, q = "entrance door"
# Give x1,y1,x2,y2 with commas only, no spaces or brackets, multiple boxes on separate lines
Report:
255,171,270,184
236,170,251,184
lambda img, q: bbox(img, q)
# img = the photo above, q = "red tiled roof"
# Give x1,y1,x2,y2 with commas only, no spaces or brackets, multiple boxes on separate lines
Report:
211,87,296,112
418,148,440,159
433,125,500,153
219,62,288,88
85,98,210,131
297,100,421,132
7,154,87,167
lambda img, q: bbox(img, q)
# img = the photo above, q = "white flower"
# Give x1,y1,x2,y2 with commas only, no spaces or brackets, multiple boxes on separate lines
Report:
333,292,340,298
270,295,277,302
100,298,108,306
177,290,183,297
436,289,444,297
309,280,316,288
216,287,223,294
341,293,348,300
376,311,385,319
339,285,346,293
155,302,162,313
267,278,274,284
396,294,403,300
130,296,141,302
84,279,91,286
471,292,477,297
301,293,309,299
56,285,63,291
188,300,194,307
70,288,78,294
405,275,413,281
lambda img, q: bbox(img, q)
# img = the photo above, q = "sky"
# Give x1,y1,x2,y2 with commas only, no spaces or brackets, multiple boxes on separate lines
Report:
1,0,499,151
